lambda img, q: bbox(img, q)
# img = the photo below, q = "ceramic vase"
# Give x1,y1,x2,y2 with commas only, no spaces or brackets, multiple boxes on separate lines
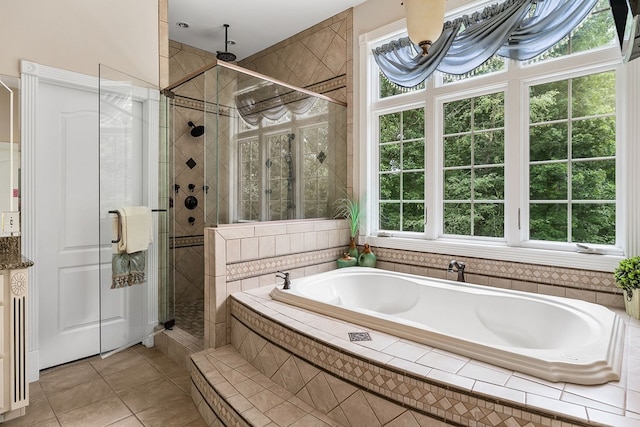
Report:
348,237,359,259
358,243,376,267
336,253,358,268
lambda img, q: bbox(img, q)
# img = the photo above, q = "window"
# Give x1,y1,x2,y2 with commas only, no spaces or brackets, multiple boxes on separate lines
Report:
238,138,260,221
378,107,426,232
528,72,616,244
365,2,624,263
443,92,505,238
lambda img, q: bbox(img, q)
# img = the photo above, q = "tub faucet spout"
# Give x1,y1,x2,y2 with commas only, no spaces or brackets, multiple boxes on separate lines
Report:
448,260,466,282
276,271,291,290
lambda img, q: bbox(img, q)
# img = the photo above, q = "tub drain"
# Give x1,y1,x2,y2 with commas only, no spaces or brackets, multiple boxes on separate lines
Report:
348,332,372,342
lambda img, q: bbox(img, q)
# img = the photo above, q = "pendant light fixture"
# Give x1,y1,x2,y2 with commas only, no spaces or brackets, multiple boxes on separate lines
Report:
216,24,237,62
403,0,446,56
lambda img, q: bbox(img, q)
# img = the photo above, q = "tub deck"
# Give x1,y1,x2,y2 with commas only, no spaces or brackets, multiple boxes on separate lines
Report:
232,286,640,427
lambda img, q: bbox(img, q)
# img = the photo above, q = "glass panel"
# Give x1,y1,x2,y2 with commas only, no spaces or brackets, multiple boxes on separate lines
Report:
379,71,424,99
572,203,615,244
526,1,615,63
443,203,471,235
99,65,163,356
474,203,504,237
529,163,567,200
530,203,567,241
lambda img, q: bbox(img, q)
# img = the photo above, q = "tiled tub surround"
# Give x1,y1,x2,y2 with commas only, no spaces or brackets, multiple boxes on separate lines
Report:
204,220,352,349
204,220,626,353
227,287,640,427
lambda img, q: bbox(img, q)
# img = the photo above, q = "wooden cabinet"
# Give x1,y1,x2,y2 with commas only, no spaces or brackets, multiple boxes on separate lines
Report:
0,268,28,422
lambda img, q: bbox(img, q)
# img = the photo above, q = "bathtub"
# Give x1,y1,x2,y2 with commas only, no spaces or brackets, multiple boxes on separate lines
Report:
270,267,625,385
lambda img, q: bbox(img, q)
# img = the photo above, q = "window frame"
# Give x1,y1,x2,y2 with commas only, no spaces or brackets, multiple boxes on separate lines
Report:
359,6,630,272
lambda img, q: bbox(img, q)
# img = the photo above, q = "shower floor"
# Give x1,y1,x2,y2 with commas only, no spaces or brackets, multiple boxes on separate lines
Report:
174,299,204,339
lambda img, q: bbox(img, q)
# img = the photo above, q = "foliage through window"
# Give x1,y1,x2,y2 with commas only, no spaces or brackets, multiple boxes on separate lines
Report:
378,107,426,232
443,93,505,238
528,72,616,244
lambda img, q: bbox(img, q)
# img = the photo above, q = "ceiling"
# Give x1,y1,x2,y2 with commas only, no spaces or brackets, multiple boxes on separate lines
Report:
168,0,369,62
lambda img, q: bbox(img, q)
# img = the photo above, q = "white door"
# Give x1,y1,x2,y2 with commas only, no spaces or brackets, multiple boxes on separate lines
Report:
33,65,159,370
36,81,102,369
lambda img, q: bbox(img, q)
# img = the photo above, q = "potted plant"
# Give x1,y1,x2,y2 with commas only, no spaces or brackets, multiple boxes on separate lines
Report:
614,256,640,319
334,196,362,259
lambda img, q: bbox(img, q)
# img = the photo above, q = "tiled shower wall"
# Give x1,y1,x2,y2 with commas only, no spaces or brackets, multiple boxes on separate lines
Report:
204,219,624,349
168,9,353,314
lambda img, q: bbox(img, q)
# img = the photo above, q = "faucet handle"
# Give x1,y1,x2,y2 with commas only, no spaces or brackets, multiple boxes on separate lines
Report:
276,271,291,290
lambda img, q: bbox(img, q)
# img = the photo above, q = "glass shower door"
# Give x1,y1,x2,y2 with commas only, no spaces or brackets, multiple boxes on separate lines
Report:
98,65,165,357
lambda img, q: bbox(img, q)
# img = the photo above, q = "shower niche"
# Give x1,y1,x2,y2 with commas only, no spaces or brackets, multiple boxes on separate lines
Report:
162,61,347,339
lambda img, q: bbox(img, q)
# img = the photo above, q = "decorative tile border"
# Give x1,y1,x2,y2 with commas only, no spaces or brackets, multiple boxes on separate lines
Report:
373,247,618,293
171,234,204,249
230,294,599,427
227,247,345,282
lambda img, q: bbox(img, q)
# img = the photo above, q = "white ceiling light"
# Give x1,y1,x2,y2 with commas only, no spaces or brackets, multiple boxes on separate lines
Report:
403,0,446,56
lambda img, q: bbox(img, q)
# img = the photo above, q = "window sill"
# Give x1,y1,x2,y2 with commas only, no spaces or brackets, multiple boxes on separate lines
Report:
362,235,622,273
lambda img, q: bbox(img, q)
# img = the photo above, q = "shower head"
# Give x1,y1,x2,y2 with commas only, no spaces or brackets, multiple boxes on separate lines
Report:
187,121,205,137
216,24,237,62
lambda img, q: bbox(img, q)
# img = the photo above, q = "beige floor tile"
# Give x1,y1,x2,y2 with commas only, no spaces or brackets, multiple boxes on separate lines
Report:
48,377,114,415
102,362,164,392
117,378,186,414
135,394,203,427
39,362,101,394
106,415,144,426
1,383,52,426
91,348,148,376
57,395,132,427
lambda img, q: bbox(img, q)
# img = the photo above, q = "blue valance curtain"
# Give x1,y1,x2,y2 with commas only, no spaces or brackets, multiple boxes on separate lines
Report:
373,0,600,87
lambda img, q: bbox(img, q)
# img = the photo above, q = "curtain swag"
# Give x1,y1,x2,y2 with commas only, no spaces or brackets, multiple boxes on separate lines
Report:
235,84,317,126
373,0,600,87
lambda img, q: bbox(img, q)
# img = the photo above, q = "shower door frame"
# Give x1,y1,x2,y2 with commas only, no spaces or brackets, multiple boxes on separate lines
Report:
98,64,162,358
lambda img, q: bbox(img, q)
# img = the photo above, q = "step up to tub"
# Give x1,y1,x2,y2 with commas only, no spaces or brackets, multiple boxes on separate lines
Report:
189,346,343,427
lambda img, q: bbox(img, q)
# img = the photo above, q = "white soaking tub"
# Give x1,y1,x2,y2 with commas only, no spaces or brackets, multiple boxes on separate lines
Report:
270,267,624,385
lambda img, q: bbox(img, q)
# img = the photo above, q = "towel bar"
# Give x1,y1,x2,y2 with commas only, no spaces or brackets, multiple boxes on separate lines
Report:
109,208,166,244
108,210,123,244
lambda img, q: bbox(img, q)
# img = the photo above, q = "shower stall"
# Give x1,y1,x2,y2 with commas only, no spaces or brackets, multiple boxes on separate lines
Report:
161,61,348,339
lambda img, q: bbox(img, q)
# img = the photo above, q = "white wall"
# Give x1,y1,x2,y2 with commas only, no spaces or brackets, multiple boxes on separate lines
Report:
0,0,159,85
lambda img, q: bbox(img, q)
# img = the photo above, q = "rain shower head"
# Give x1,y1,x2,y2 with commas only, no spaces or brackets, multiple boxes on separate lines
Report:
188,121,205,137
216,24,237,62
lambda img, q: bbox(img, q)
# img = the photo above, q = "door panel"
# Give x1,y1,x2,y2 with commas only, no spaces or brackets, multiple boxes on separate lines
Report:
37,82,101,369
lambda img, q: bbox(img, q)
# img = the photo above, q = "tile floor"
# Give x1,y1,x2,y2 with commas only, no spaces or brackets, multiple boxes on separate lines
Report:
174,300,204,339
3,345,206,427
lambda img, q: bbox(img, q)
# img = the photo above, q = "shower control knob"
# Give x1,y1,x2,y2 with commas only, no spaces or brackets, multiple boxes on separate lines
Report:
185,196,198,210
188,183,195,192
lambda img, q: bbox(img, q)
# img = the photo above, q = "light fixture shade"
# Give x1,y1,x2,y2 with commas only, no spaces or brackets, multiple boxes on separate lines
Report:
404,0,446,56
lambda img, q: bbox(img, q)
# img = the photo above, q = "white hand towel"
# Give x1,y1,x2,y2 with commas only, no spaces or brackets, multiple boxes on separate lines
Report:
116,206,153,254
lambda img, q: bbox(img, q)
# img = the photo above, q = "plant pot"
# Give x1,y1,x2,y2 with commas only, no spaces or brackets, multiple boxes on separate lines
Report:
348,237,359,259
624,289,640,320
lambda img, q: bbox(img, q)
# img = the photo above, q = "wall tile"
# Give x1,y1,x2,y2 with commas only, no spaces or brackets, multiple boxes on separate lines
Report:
240,237,259,261
258,235,276,259
225,239,241,264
